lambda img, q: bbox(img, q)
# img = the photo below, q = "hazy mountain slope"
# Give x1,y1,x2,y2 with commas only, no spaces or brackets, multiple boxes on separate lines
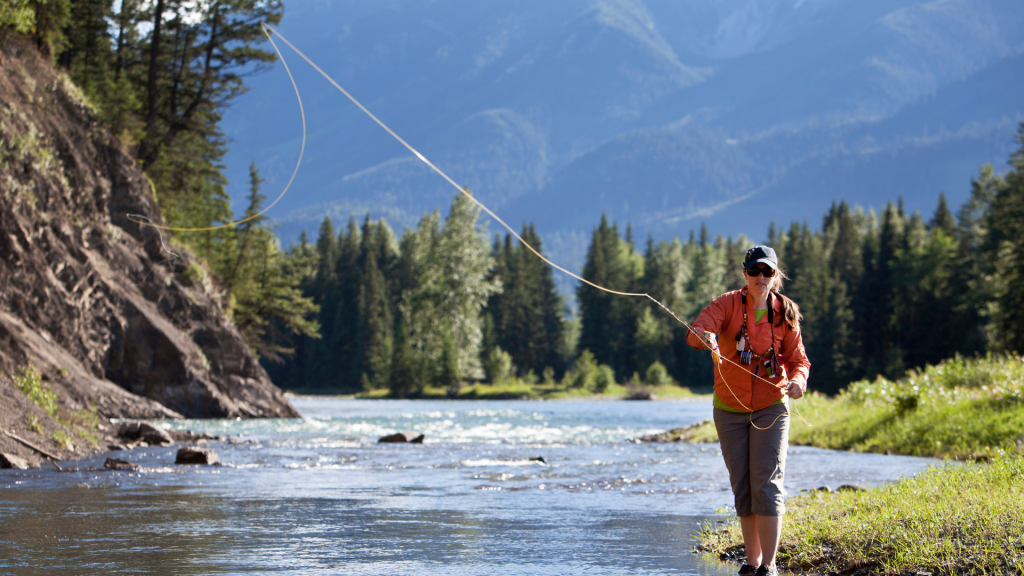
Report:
219,0,1024,279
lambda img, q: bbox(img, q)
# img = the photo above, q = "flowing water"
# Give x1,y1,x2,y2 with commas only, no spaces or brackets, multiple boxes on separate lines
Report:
1,398,941,575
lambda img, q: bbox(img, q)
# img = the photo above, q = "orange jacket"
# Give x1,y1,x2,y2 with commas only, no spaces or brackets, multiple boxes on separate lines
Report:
686,288,811,412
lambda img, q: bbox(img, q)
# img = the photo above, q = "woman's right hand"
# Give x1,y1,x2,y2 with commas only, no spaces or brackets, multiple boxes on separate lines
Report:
701,331,718,350
703,332,721,364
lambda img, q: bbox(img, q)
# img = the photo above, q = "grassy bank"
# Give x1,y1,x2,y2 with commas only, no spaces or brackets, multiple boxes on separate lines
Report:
686,355,1024,460
699,455,1024,575
353,381,706,400
694,356,1024,575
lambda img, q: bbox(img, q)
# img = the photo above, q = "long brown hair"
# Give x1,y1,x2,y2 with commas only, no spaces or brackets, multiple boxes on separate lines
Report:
769,270,802,331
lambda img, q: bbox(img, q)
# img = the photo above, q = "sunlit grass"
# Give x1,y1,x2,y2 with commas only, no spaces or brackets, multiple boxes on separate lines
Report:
354,381,705,400
699,455,1024,575
685,355,1024,460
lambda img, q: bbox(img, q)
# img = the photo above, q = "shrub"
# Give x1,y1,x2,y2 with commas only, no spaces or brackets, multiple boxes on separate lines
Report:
592,365,615,393
564,349,598,388
483,346,515,383
644,360,673,386
542,366,556,386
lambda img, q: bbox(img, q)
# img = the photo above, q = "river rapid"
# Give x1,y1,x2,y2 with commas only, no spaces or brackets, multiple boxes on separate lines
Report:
1,398,939,575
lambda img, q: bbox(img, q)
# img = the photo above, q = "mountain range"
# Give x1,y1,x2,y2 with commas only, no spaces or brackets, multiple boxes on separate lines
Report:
219,0,1024,290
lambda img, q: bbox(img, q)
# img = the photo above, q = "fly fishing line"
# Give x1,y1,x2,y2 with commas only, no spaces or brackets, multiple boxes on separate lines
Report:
130,22,808,429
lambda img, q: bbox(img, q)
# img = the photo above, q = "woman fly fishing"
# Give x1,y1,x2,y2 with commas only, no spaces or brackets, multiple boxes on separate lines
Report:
687,245,811,576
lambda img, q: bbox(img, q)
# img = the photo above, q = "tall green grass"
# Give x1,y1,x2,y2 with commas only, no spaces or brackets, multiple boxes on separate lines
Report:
790,355,1024,459
355,381,702,400
700,455,1024,575
13,365,58,416
687,355,1024,459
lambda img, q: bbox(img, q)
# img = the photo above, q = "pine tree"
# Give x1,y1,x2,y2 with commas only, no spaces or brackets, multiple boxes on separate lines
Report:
861,202,904,378
389,310,417,396
225,173,319,362
329,217,362,389
137,0,284,168
225,161,267,293
825,201,864,287
577,214,642,377
58,0,114,101
484,225,566,377
929,193,957,236
524,224,566,375
263,231,319,389
357,251,392,390
987,125,1024,352
303,217,337,389
639,236,685,379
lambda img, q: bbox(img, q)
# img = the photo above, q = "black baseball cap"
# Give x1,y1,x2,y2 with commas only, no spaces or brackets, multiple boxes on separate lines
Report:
743,245,778,270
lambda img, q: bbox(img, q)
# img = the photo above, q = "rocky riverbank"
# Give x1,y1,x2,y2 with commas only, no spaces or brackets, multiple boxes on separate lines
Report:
0,36,296,464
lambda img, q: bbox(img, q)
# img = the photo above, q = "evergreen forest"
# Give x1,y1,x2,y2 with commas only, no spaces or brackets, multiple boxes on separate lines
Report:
4,1,1023,396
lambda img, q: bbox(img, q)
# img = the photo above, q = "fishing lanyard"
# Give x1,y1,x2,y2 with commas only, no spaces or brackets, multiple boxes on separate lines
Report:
730,291,789,431
739,292,780,379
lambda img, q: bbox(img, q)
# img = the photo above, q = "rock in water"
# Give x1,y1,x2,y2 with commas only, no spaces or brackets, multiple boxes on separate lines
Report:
635,419,712,443
0,453,36,469
103,458,138,471
836,484,866,492
378,432,425,443
118,422,174,446
175,447,220,465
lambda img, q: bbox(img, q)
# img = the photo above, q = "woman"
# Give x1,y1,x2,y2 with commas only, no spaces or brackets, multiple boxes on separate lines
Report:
686,245,810,576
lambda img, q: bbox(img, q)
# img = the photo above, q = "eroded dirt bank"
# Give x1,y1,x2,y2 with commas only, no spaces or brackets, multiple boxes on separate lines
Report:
0,36,298,465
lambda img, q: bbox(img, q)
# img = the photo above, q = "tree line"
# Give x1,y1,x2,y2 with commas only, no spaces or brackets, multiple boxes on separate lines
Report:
263,193,572,394
573,132,1024,394
270,130,1024,395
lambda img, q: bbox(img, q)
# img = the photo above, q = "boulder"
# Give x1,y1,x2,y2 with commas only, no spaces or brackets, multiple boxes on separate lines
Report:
378,432,425,443
103,458,138,471
118,421,174,446
175,447,219,465
0,453,36,469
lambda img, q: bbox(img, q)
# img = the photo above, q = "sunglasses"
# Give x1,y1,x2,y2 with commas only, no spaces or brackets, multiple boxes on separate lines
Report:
745,266,776,277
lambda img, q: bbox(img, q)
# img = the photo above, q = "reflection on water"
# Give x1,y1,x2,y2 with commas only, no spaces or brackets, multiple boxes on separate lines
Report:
0,399,941,575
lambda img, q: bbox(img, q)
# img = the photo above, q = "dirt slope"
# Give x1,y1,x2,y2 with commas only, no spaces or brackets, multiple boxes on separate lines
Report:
0,36,299,463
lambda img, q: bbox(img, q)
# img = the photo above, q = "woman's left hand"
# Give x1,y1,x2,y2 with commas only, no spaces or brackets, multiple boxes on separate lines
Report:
786,380,805,399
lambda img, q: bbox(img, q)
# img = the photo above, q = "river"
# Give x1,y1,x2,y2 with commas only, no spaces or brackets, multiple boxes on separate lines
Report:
1,398,939,575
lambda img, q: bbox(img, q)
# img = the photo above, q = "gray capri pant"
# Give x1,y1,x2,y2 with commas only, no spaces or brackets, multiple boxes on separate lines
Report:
713,403,790,517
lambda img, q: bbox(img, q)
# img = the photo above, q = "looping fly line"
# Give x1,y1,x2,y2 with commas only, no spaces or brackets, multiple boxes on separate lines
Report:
128,22,806,428
125,24,307,233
